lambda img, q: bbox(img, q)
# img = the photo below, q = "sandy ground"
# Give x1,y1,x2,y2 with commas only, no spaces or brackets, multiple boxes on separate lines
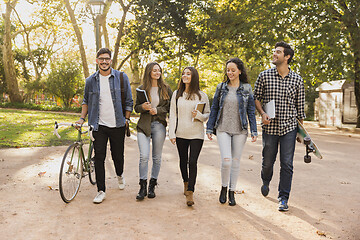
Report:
0,122,359,240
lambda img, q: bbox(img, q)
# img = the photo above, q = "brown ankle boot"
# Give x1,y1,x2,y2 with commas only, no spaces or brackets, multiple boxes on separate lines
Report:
186,191,194,206
184,182,189,196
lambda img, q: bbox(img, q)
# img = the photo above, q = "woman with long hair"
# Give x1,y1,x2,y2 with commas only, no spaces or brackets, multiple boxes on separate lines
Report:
168,66,210,206
134,62,172,200
206,58,257,206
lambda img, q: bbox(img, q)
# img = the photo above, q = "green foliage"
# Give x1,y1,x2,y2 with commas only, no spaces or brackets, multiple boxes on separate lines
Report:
0,102,81,113
46,59,84,108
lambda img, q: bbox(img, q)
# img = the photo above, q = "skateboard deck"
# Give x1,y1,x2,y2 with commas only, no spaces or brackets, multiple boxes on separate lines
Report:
297,119,323,159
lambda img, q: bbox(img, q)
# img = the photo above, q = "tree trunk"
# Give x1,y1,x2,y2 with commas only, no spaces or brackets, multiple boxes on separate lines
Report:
64,0,89,78
129,53,141,101
100,0,113,49
3,0,22,103
112,0,130,68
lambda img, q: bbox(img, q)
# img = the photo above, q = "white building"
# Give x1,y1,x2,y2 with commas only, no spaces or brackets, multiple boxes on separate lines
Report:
315,80,357,127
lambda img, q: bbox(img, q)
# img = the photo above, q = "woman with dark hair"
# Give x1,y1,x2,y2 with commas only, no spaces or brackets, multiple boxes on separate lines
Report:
134,62,172,200
168,67,210,206
206,58,257,206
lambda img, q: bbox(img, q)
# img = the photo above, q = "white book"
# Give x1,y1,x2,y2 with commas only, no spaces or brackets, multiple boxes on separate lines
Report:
264,100,275,119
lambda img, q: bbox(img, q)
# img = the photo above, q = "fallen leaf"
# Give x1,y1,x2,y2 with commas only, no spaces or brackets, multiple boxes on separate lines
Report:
235,190,245,194
248,155,254,160
38,171,46,177
316,230,326,236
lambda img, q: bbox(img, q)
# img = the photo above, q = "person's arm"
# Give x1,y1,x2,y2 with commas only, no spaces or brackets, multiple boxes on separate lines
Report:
206,84,221,140
168,91,177,144
254,72,271,125
123,73,133,114
255,99,271,125
76,104,88,125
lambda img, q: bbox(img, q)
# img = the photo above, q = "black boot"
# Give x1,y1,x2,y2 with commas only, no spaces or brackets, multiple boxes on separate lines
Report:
148,178,157,198
228,190,236,206
219,186,227,204
136,179,147,200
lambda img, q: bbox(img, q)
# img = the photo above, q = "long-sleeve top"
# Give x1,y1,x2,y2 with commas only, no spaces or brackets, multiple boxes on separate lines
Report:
253,67,305,136
168,90,210,140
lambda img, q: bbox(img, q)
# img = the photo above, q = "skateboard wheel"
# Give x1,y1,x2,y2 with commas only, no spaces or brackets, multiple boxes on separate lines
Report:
304,136,311,145
304,155,311,163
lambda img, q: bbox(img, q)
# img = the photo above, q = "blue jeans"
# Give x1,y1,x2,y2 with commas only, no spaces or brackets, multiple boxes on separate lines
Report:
261,129,297,201
137,121,166,180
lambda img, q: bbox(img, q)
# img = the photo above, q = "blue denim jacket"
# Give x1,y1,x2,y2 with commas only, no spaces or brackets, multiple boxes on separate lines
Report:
206,81,258,137
82,68,133,131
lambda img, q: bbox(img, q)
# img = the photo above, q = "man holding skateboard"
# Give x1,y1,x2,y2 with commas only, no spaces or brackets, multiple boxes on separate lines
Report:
254,41,305,211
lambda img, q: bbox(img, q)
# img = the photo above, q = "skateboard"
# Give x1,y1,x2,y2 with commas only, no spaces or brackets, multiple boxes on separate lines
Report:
297,119,323,163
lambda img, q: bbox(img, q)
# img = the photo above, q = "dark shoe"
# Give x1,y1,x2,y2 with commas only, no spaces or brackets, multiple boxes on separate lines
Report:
261,184,269,197
228,190,236,206
136,179,147,200
148,178,157,198
186,191,194,206
278,198,289,211
219,186,227,204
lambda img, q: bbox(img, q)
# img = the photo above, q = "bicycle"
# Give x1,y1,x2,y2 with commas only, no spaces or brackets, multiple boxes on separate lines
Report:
53,121,96,203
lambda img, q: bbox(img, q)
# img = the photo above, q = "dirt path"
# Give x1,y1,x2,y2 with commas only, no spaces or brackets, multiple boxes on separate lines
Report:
0,123,359,240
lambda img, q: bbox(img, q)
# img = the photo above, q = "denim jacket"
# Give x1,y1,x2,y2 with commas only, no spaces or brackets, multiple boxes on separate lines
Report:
82,68,133,131
206,81,258,137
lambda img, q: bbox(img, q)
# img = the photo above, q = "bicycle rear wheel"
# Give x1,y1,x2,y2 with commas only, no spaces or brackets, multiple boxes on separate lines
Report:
88,144,96,185
59,143,83,203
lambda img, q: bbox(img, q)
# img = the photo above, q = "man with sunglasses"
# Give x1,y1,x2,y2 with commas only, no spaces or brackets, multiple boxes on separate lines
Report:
77,48,133,203
254,41,305,211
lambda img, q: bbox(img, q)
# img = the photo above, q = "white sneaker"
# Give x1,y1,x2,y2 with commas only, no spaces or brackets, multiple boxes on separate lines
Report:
118,175,125,190
93,191,106,204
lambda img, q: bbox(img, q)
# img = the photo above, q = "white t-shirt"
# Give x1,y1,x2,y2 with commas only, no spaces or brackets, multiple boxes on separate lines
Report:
98,74,116,127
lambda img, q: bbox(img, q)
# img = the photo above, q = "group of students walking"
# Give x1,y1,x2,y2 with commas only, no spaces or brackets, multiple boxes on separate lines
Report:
77,41,305,212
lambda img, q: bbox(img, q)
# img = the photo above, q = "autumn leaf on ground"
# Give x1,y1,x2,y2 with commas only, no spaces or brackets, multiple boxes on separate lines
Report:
316,230,326,236
48,186,53,190
248,155,254,160
38,171,46,177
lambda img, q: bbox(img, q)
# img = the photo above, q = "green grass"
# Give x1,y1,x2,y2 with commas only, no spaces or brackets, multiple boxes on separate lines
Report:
0,108,82,148
0,108,138,148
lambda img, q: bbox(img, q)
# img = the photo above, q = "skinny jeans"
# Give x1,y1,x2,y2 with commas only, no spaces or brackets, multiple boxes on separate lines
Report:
137,121,166,180
216,131,247,191
176,138,204,192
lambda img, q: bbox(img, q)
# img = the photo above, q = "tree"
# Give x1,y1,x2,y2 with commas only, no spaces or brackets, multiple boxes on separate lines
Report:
64,0,89,78
46,59,84,108
2,0,22,103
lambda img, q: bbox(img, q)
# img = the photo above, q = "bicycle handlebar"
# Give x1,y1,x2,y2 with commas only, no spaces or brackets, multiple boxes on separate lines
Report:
54,121,94,141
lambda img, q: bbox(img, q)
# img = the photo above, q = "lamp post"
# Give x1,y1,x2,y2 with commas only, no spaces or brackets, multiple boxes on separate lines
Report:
88,0,106,52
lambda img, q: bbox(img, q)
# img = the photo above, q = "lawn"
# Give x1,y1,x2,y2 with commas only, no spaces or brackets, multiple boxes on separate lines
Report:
0,108,82,148
0,108,138,148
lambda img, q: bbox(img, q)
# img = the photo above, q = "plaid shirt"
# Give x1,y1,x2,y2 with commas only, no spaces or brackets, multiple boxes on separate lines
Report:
254,67,305,136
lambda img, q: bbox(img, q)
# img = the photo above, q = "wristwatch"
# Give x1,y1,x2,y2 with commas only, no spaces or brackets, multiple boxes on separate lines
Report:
125,118,131,124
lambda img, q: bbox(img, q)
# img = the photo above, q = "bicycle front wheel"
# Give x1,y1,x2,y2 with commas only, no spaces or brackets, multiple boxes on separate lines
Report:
59,143,83,203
